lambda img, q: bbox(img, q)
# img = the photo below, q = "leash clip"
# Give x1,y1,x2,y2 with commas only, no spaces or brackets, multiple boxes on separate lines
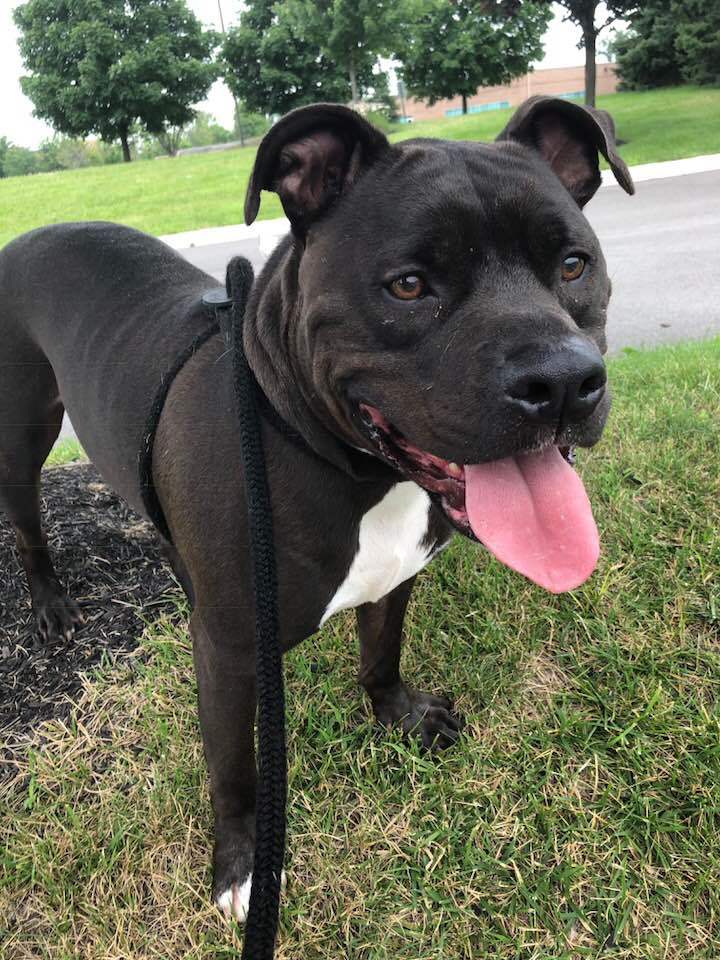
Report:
201,287,234,345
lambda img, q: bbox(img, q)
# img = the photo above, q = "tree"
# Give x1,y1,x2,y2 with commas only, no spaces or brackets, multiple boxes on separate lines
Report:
223,0,350,115
155,126,186,157
233,103,271,145
44,137,91,170
3,145,40,178
548,1,638,106
397,1,552,115
0,137,9,178
612,0,720,90
223,0,394,116
674,0,720,86
284,0,400,103
610,2,682,90
14,0,218,162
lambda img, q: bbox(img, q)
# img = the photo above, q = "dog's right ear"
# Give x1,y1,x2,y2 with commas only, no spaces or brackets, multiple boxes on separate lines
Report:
244,104,390,234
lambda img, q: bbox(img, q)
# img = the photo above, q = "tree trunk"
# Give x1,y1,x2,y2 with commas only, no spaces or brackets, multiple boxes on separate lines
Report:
233,98,244,146
462,93,468,114
584,27,597,108
349,53,358,104
120,130,131,163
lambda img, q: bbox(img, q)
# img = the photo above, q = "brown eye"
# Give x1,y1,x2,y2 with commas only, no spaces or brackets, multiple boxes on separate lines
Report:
389,274,426,300
561,255,586,281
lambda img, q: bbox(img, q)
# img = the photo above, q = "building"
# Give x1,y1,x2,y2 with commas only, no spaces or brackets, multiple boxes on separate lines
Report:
398,63,618,122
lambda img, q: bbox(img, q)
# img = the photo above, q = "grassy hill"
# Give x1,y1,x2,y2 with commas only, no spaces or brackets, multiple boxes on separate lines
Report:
0,85,718,249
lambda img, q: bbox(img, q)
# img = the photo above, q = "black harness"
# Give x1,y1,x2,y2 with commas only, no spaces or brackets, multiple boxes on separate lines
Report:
138,257,287,959
139,269,306,543
138,318,218,542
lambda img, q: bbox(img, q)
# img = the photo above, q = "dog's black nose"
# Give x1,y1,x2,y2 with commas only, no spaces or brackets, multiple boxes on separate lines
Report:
505,338,607,425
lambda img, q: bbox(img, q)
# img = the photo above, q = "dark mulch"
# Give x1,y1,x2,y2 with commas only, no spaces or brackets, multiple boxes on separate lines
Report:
0,462,183,753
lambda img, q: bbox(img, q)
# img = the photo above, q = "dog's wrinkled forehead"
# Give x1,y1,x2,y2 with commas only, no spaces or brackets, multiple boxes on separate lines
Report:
337,138,596,256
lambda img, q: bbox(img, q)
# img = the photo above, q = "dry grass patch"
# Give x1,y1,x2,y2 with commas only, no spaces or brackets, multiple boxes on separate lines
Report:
518,651,573,720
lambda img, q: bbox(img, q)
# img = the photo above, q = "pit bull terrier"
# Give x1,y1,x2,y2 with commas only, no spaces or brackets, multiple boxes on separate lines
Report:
0,96,633,921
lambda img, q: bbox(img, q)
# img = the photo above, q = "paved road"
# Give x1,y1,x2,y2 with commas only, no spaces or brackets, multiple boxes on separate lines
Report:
586,170,720,352
60,170,719,440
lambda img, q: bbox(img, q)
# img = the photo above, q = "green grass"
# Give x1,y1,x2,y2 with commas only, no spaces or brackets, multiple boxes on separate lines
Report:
390,84,720,167
1,86,718,249
1,337,719,959
44,437,86,467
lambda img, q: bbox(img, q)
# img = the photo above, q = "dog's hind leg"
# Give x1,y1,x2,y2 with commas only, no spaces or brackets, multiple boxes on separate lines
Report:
356,576,462,751
0,330,82,640
160,539,195,608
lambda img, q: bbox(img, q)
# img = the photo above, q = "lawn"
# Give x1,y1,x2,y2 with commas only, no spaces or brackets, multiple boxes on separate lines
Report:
1,336,719,959
43,437,86,467
0,85,718,249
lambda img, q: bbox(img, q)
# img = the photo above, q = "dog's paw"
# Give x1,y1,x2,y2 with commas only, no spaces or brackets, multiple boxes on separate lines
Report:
216,871,287,924
216,874,252,923
370,682,463,752
33,584,83,642
213,821,287,924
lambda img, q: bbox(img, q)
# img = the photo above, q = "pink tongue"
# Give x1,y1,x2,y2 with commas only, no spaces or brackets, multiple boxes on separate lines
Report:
464,447,599,593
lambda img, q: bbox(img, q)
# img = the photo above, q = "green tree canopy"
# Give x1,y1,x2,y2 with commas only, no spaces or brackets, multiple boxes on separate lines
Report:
223,0,345,115
284,0,399,102
14,0,218,161
611,1,682,89
673,0,720,86
612,0,720,90
397,0,551,115
222,0,386,115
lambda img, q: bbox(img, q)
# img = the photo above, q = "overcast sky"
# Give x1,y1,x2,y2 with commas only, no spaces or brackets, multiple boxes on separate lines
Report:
1,2,616,149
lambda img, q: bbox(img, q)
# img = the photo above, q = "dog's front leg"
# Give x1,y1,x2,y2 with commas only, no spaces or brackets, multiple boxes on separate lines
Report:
190,608,258,922
356,577,462,751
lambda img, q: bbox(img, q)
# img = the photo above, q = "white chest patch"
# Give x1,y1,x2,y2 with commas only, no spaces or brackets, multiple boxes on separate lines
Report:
320,482,436,626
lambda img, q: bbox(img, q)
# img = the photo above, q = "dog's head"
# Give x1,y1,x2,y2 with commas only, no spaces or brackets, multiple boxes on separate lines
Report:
245,97,634,593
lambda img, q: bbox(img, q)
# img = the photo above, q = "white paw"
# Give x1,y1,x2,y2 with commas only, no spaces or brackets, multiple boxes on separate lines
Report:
216,871,287,923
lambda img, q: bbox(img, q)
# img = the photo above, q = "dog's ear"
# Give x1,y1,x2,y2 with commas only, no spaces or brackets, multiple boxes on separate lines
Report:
244,103,390,232
496,96,634,207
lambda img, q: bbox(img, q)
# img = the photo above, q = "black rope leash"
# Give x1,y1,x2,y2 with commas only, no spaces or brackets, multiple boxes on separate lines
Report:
227,256,287,960
139,258,287,958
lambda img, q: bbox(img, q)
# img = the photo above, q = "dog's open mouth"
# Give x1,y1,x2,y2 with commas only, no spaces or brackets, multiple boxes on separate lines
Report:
358,403,599,594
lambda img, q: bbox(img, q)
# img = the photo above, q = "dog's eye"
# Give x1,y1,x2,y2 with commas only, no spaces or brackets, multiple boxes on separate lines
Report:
561,255,586,281
389,275,426,300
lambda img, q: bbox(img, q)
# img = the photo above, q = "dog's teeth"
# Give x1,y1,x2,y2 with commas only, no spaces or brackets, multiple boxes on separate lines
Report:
447,462,462,477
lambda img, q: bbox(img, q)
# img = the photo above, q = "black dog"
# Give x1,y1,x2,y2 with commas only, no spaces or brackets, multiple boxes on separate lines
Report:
0,96,633,920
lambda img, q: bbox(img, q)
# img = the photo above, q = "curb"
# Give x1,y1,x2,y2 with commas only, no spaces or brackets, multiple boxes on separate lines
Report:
160,217,290,254
160,153,720,251
601,152,720,188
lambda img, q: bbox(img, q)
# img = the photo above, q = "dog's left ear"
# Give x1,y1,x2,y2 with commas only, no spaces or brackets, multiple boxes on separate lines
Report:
244,103,390,233
497,96,634,207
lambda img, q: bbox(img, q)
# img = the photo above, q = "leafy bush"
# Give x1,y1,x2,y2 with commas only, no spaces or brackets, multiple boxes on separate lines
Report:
3,145,40,177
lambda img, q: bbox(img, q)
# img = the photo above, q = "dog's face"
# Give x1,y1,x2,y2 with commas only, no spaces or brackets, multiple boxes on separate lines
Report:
246,98,634,592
